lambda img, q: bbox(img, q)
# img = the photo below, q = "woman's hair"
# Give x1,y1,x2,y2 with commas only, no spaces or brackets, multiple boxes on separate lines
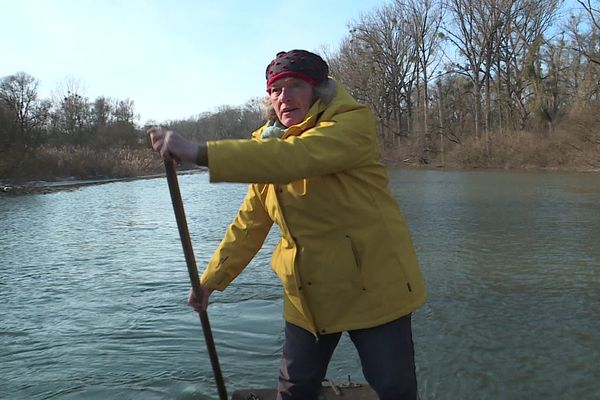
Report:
262,78,337,121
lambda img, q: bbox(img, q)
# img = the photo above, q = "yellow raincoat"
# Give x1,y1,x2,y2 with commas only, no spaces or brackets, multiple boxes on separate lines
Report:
201,83,426,336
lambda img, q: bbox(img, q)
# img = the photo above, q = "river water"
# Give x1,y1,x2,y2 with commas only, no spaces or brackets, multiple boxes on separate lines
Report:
1,169,598,400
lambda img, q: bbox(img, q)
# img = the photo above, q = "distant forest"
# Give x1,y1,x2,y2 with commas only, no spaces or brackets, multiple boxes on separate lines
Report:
1,0,598,181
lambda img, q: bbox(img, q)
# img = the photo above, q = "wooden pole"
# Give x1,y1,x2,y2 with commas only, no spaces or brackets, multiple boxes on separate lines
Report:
164,161,228,400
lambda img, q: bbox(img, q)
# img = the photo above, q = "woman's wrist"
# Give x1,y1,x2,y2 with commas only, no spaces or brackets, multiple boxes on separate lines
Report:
195,143,208,166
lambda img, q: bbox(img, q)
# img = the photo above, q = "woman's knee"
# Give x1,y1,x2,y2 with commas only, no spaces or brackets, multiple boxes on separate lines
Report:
351,316,418,399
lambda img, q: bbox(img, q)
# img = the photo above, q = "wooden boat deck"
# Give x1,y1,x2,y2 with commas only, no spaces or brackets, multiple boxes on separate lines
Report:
232,381,377,399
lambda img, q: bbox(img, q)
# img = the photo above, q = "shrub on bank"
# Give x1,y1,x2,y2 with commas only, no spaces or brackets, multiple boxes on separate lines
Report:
439,107,599,171
444,129,597,171
0,146,162,182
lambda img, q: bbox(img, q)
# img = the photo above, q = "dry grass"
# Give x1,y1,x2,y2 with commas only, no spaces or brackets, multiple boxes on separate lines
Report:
424,107,600,171
443,130,598,171
0,146,163,182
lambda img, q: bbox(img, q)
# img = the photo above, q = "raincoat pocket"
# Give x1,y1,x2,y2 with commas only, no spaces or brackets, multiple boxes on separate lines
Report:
271,239,297,291
299,236,363,290
299,236,365,330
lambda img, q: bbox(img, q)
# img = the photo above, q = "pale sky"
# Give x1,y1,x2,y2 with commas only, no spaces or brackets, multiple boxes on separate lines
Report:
1,0,387,124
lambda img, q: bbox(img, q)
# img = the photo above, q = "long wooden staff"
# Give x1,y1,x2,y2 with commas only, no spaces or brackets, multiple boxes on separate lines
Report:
164,160,228,400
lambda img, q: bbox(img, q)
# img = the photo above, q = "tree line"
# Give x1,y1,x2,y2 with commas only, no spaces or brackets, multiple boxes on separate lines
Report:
0,73,264,179
0,74,142,151
328,0,599,166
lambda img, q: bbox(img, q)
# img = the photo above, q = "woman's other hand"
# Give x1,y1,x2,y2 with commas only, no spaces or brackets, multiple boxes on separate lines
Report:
188,285,214,312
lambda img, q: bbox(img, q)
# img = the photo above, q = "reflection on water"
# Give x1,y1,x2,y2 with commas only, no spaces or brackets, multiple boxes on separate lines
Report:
1,170,599,399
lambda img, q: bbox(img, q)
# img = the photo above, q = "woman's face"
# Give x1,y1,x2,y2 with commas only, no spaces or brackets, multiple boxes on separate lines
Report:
268,77,314,127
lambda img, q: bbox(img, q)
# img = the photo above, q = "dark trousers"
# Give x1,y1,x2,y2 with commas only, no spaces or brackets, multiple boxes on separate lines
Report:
277,315,418,400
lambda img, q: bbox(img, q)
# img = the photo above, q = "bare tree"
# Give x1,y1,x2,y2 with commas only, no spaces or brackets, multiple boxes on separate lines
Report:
405,0,444,161
54,91,90,143
580,0,600,29
0,72,49,148
567,0,600,65
443,0,516,148
349,2,420,147
329,35,391,144
50,77,91,143
328,37,372,104
91,97,113,128
495,0,563,130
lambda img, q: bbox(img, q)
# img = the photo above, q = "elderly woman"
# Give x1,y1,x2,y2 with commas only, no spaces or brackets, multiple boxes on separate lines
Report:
149,50,426,400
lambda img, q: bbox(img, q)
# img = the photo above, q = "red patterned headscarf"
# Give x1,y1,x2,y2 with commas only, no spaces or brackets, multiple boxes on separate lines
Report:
265,50,329,88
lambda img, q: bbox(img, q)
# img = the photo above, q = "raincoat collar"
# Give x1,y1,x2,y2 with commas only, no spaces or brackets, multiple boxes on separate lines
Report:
281,99,327,139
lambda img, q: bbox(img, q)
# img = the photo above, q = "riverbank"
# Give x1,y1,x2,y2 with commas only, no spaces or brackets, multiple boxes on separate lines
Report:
0,175,159,196
1,123,599,196
0,169,204,196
